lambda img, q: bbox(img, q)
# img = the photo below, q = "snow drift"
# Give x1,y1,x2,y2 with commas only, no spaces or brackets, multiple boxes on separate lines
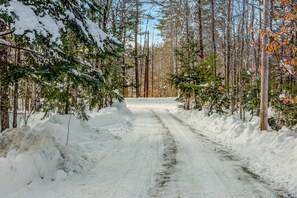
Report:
0,102,131,197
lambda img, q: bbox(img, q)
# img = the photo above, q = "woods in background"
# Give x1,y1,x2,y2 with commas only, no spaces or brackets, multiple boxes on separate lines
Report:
0,0,296,131
155,0,296,130
119,0,296,130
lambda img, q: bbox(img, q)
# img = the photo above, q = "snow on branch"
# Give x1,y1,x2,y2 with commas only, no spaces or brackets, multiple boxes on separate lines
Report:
0,0,118,50
0,0,65,44
0,38,10,45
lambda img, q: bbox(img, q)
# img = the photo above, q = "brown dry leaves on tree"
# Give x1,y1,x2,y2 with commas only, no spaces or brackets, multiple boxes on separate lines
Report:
266,0,297,75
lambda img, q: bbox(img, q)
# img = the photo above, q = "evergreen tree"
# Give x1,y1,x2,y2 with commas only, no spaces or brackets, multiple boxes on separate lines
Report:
0,0,123,131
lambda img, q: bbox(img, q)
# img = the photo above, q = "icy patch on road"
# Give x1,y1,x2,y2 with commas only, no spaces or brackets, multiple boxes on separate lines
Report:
170,107,297,197
0,102,131,197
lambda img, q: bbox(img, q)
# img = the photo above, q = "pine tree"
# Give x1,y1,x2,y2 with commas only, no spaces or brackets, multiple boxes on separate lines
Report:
0,0,123,131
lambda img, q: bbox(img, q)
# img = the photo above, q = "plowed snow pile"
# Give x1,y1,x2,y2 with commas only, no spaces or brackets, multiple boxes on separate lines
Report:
0,101,131,197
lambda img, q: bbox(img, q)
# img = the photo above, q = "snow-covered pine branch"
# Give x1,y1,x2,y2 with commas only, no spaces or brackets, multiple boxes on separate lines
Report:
0,0,119,49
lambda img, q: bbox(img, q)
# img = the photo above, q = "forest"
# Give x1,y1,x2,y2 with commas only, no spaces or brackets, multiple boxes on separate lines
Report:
0,0,297,197
0,0,296,131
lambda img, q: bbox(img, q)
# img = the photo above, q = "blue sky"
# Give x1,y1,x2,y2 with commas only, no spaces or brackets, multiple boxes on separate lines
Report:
139,2,163,45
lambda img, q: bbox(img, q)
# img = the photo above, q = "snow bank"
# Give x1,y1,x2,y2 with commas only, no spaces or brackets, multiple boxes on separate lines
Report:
0,103,131,197
170,107,297,196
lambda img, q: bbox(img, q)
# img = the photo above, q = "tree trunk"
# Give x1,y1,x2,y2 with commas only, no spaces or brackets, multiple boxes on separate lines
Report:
210,0,217,78
13,48,20,128
25,81,30,112
231,30,237,114
120,0,128,97
239,0,246,120
134,0,140,97
0,82,9,132
226,0,232,100
257,0,262,77
198,0,204,59
170,0,175,96
259,0,270,131
102,0,111,31
12,82,18,128
144,31,149,98
185,0,191,69
65,82,70,114
251,2,257,71
151,40,155,97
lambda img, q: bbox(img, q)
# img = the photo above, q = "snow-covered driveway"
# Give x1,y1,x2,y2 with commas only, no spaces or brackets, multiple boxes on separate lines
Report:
6,99,279,198
128,100,277,198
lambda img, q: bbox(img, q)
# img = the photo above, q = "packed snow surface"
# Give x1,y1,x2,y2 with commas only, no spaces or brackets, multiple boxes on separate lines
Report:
0,98,295,197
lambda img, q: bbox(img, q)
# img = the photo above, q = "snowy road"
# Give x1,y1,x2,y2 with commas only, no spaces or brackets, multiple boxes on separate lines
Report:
7,99,279,198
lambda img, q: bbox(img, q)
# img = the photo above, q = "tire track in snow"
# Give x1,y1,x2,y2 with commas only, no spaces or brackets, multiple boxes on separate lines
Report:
108,109,163,198
166,109,292,198
149,110,178,198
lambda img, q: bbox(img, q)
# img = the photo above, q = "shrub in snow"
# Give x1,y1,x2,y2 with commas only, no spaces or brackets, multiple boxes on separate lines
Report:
171,54,226,114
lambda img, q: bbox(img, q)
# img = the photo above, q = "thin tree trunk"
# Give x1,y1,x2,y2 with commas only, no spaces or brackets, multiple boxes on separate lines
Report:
185,0,191,69
121,1,129,97
210,0,217,77
151,39,155,97
226,0,232,101
260,0,270,131
239,0,246,120
257,0,262,78
251,2,257,72
0,20,9,131
0,82,9,132
231,30,237,114
65,82,70,114
25,81,30,112
134,0,140,97
144,31,149,98
198,0,204,59
32,82,37,111
12,82,18,128
170,0,175,96
102,0,111,30
13,47,20,128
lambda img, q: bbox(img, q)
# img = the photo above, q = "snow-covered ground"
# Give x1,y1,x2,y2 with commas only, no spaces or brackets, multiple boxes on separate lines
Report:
0,101,131,198
170,105,297,197
0,98,296,197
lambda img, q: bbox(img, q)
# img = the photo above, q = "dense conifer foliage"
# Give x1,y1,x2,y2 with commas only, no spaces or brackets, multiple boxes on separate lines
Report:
0,0,124,131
